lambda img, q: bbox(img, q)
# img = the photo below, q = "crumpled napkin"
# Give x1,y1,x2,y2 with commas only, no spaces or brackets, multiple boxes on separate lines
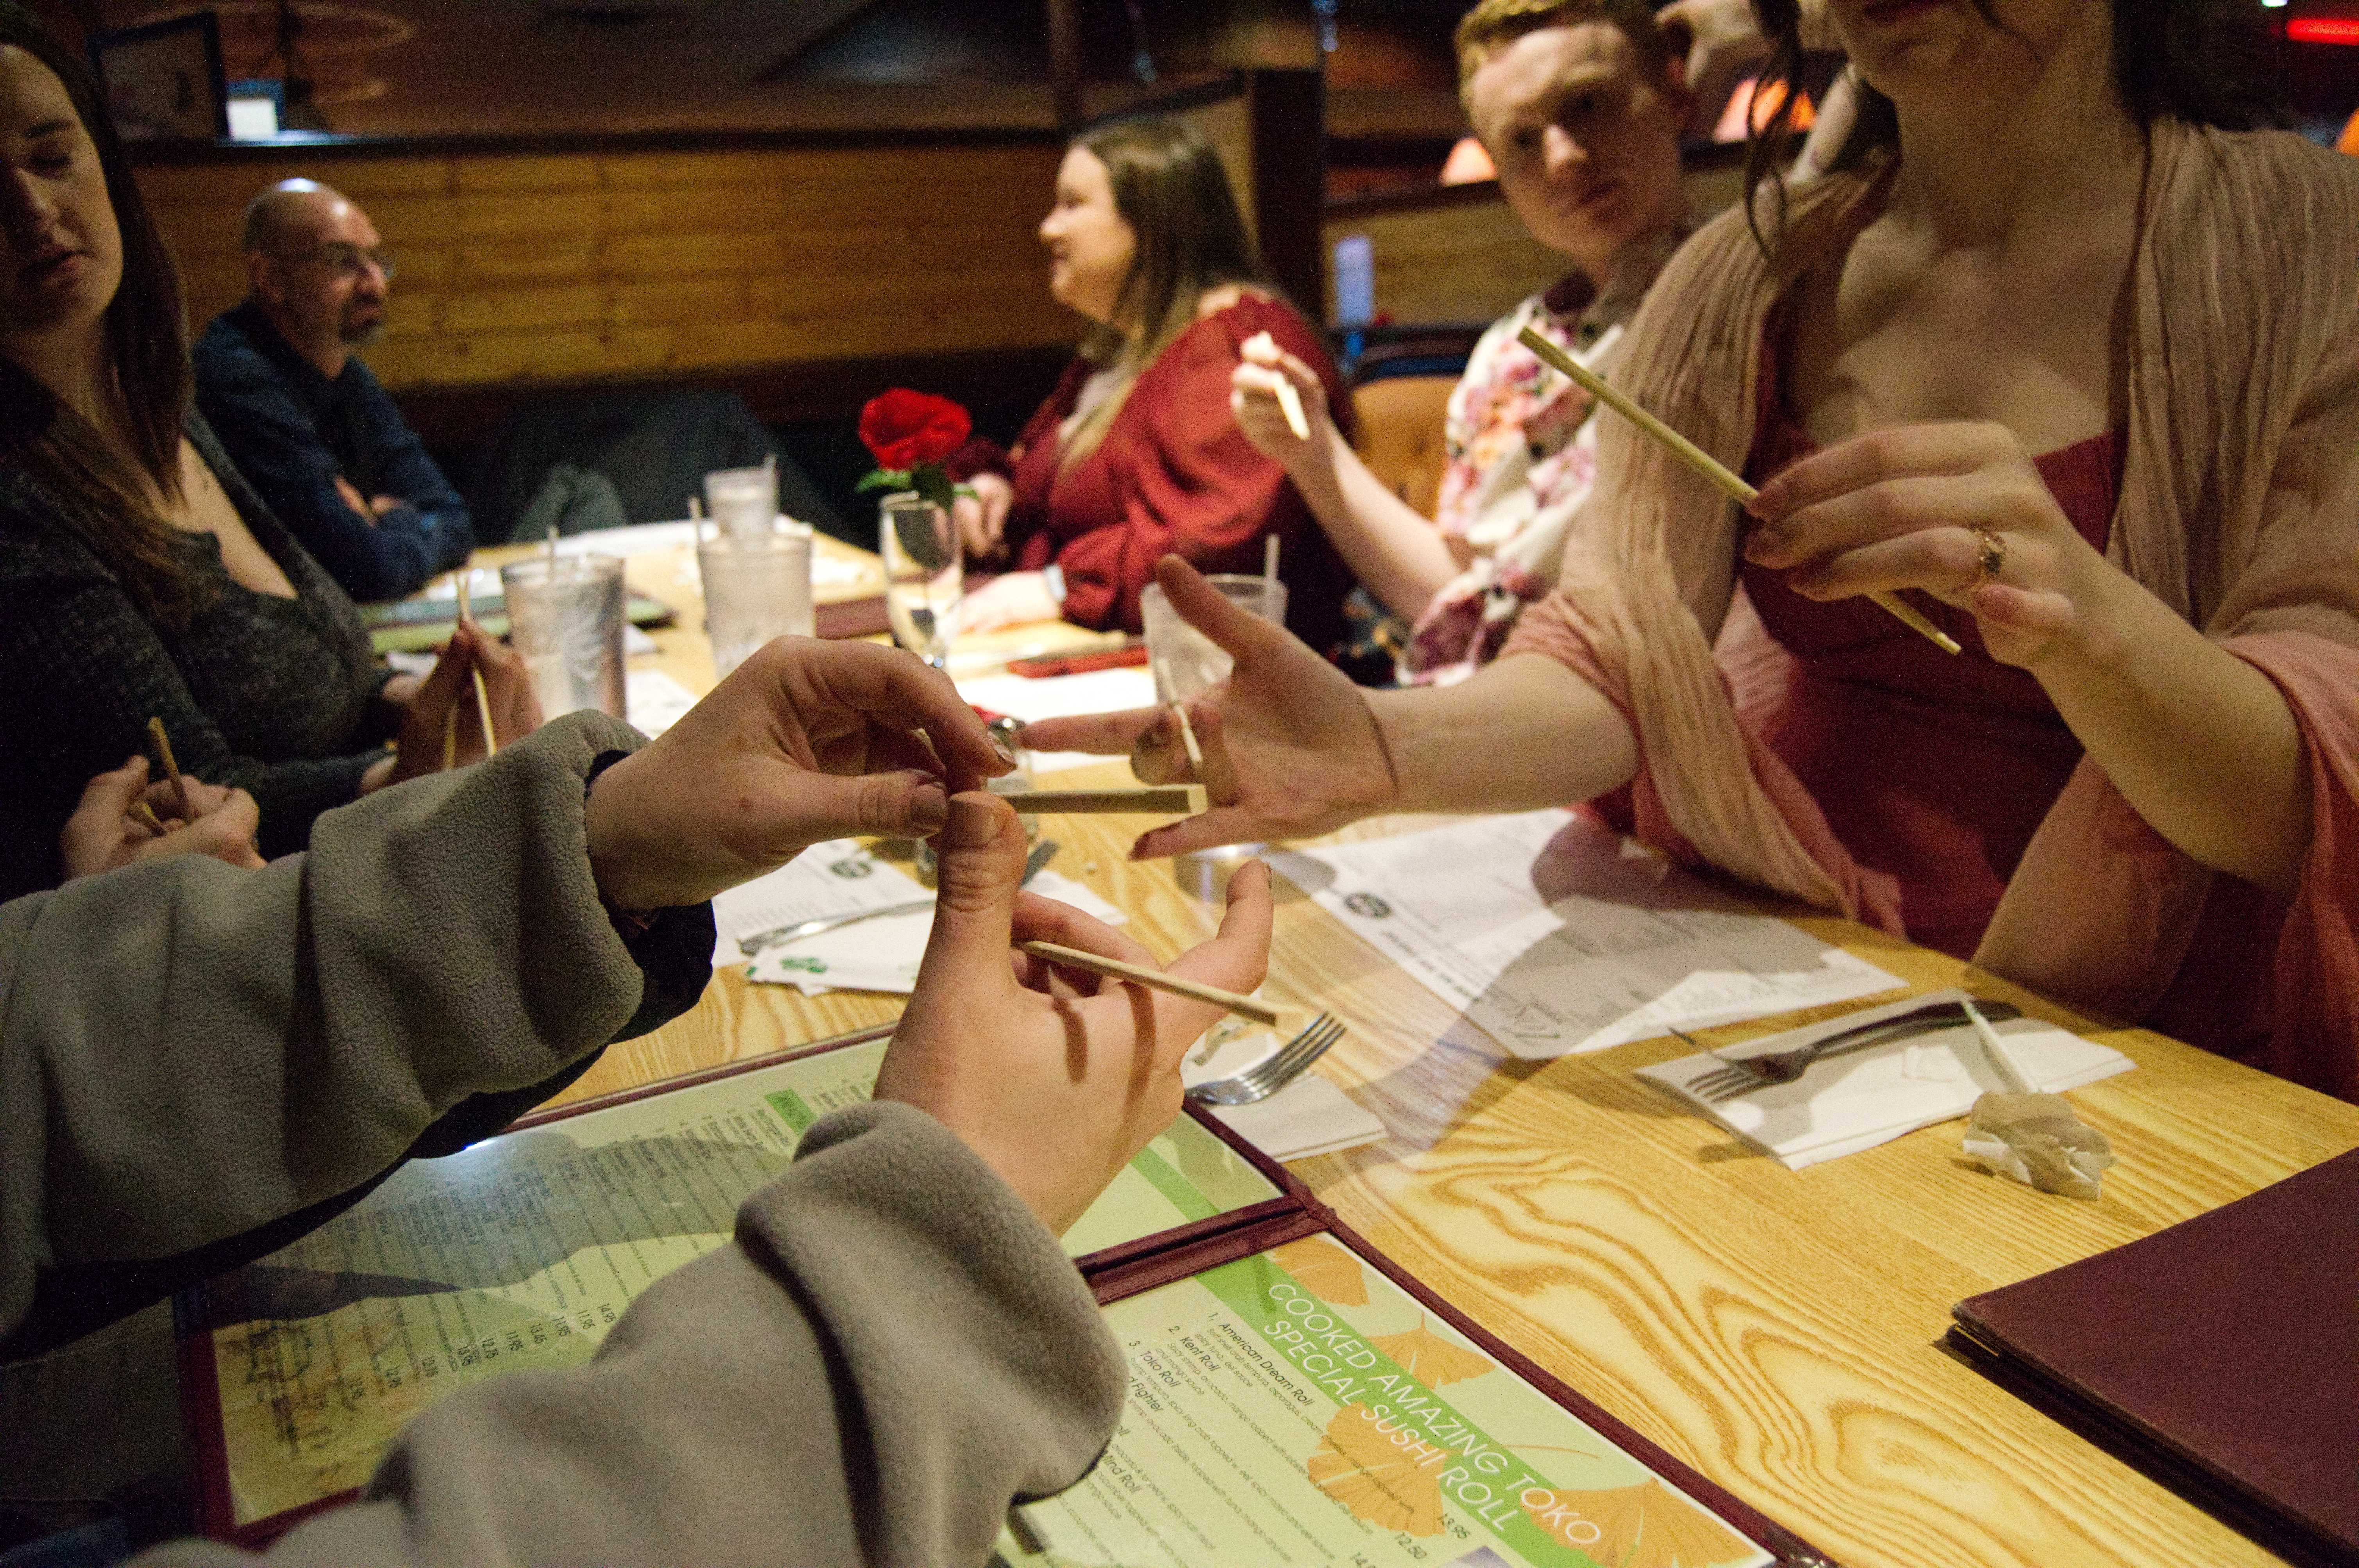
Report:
1963,1094,2116,1199
1959,1001,2116,1200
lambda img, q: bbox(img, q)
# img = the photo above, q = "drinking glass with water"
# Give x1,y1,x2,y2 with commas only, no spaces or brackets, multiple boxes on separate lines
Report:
879,493,961,669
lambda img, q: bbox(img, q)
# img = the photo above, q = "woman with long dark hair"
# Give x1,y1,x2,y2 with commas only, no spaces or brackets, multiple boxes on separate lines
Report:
951,116,1352,653
0,19,532,898
1032,0,2359,1100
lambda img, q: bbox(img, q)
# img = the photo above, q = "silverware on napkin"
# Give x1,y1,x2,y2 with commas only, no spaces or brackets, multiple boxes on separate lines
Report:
1688,999,2024,1101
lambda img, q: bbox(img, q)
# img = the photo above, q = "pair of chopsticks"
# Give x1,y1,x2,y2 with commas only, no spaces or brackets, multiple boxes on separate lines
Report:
446,570,500,764
1514,326,1962,656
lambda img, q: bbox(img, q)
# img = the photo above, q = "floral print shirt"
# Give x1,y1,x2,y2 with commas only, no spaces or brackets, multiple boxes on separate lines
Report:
1401,213,1701,684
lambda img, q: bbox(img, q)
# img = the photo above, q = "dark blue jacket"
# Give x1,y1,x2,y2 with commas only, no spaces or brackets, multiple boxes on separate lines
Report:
194,301,473,603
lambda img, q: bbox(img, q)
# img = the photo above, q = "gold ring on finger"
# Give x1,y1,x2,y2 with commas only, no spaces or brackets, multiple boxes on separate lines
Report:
1968,526,2007,589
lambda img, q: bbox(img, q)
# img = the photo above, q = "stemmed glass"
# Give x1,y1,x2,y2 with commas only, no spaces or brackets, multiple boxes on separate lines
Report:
878,493,961,670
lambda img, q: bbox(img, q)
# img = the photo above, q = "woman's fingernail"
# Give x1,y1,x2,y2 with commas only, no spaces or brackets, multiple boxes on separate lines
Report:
943,794,999,849
909,781,948,833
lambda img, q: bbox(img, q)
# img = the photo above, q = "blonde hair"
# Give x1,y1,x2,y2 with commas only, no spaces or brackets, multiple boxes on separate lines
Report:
1454,0,1677,111
1060,116,1267,467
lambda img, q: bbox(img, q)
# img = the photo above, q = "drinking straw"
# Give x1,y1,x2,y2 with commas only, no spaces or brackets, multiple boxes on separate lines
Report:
1262,532,1280,619
1515,325,1961,655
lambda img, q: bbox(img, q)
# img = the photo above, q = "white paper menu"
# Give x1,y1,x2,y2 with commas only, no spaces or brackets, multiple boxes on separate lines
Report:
1270,811,1901,1059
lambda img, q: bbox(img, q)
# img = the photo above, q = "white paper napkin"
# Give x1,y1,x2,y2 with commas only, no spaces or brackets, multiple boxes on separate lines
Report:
1636,989,2132,1169
1181,1025,1386,1162
742,868,1129,995
956,666,1159,774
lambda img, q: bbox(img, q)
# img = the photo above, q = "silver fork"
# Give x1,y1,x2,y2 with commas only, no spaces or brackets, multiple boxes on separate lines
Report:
1186,1013,1346,1106
1687,999,2022,1101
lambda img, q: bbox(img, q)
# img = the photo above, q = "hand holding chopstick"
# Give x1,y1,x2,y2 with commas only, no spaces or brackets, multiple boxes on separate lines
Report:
1238,331,1310,439
1514,326,1962,655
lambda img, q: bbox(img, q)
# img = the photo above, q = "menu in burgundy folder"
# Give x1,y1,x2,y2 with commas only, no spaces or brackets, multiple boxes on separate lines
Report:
179,1027,1827,1566
1949,1147,2359,1568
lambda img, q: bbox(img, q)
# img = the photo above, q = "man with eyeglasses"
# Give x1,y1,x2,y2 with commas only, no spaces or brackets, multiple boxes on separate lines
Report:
194,179,474,603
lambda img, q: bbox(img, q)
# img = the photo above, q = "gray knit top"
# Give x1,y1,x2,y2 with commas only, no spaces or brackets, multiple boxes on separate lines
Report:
0,413,393,898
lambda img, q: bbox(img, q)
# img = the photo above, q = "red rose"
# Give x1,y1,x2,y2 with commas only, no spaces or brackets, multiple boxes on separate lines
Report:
859,389,972,470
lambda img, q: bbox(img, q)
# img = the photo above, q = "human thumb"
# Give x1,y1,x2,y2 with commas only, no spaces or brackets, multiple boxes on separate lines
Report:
920,792,1026,982
75,755,149,822
779,768,950,843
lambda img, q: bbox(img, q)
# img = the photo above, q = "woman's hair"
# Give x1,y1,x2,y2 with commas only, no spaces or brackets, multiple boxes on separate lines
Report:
1452,0,1677,107
1743,0,2288,255
0,13,198,628
1063,115,1267,465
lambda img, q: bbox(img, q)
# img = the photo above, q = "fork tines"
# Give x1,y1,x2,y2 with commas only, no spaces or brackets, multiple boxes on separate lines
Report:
1190,1012,1345,1106
1240,1013,1343,1095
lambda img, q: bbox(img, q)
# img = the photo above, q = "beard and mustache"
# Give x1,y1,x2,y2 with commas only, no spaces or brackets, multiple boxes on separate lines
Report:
339,299,386,347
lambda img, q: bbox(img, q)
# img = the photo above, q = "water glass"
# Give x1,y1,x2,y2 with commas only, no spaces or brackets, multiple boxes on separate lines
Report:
879,493,961,669
703,464,778,540
1142,573,1288,703
500,553,627,721
698,526,814,681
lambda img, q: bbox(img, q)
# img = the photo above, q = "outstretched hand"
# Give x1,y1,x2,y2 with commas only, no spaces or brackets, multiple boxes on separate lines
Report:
586,638,1010,909
876,792,1273,1233
1018,557,1396,859
59,756,265,881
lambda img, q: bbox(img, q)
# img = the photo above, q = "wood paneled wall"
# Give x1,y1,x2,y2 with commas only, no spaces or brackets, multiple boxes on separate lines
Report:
134,141,1084,392
1319,154,1751,326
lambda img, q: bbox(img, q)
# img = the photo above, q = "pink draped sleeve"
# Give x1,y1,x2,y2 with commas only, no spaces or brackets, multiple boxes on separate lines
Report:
1502,595,1906,935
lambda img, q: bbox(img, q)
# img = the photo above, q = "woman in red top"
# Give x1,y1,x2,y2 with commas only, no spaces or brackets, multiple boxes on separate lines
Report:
952,117,1351,656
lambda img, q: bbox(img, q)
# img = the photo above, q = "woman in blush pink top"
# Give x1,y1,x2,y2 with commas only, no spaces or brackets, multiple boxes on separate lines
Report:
1026,0,2359,1102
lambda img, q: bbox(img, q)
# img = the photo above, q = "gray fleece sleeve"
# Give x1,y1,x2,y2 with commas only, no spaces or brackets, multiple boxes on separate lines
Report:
0,711,652,1336
140,1102,1126,1568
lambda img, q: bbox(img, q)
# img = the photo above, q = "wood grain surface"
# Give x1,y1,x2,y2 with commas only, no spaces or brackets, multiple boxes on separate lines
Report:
527,551,2354,1568
133,143,1076,391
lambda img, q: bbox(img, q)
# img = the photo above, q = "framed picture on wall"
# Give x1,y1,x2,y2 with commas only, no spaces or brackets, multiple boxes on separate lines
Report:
91,13,229,142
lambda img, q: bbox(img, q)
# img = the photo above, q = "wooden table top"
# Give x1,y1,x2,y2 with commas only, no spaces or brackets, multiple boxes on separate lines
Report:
517,534,2358,1568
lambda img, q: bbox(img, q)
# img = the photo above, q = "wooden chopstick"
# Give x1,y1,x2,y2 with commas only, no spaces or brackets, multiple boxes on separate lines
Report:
1018,940,1280,1025
1273,379,1310,440
450,571,499,758
145,716,193,822
1170,703,1205,770
1244,329,1312,439
129,801,168,838
994,784,1208,815
1514,325,1963,656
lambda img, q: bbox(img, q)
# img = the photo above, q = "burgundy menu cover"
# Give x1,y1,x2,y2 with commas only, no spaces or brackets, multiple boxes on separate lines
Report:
1949,1148,2359,1567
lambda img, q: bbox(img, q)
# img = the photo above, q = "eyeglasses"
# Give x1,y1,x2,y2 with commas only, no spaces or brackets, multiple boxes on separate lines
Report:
283,243,397,280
